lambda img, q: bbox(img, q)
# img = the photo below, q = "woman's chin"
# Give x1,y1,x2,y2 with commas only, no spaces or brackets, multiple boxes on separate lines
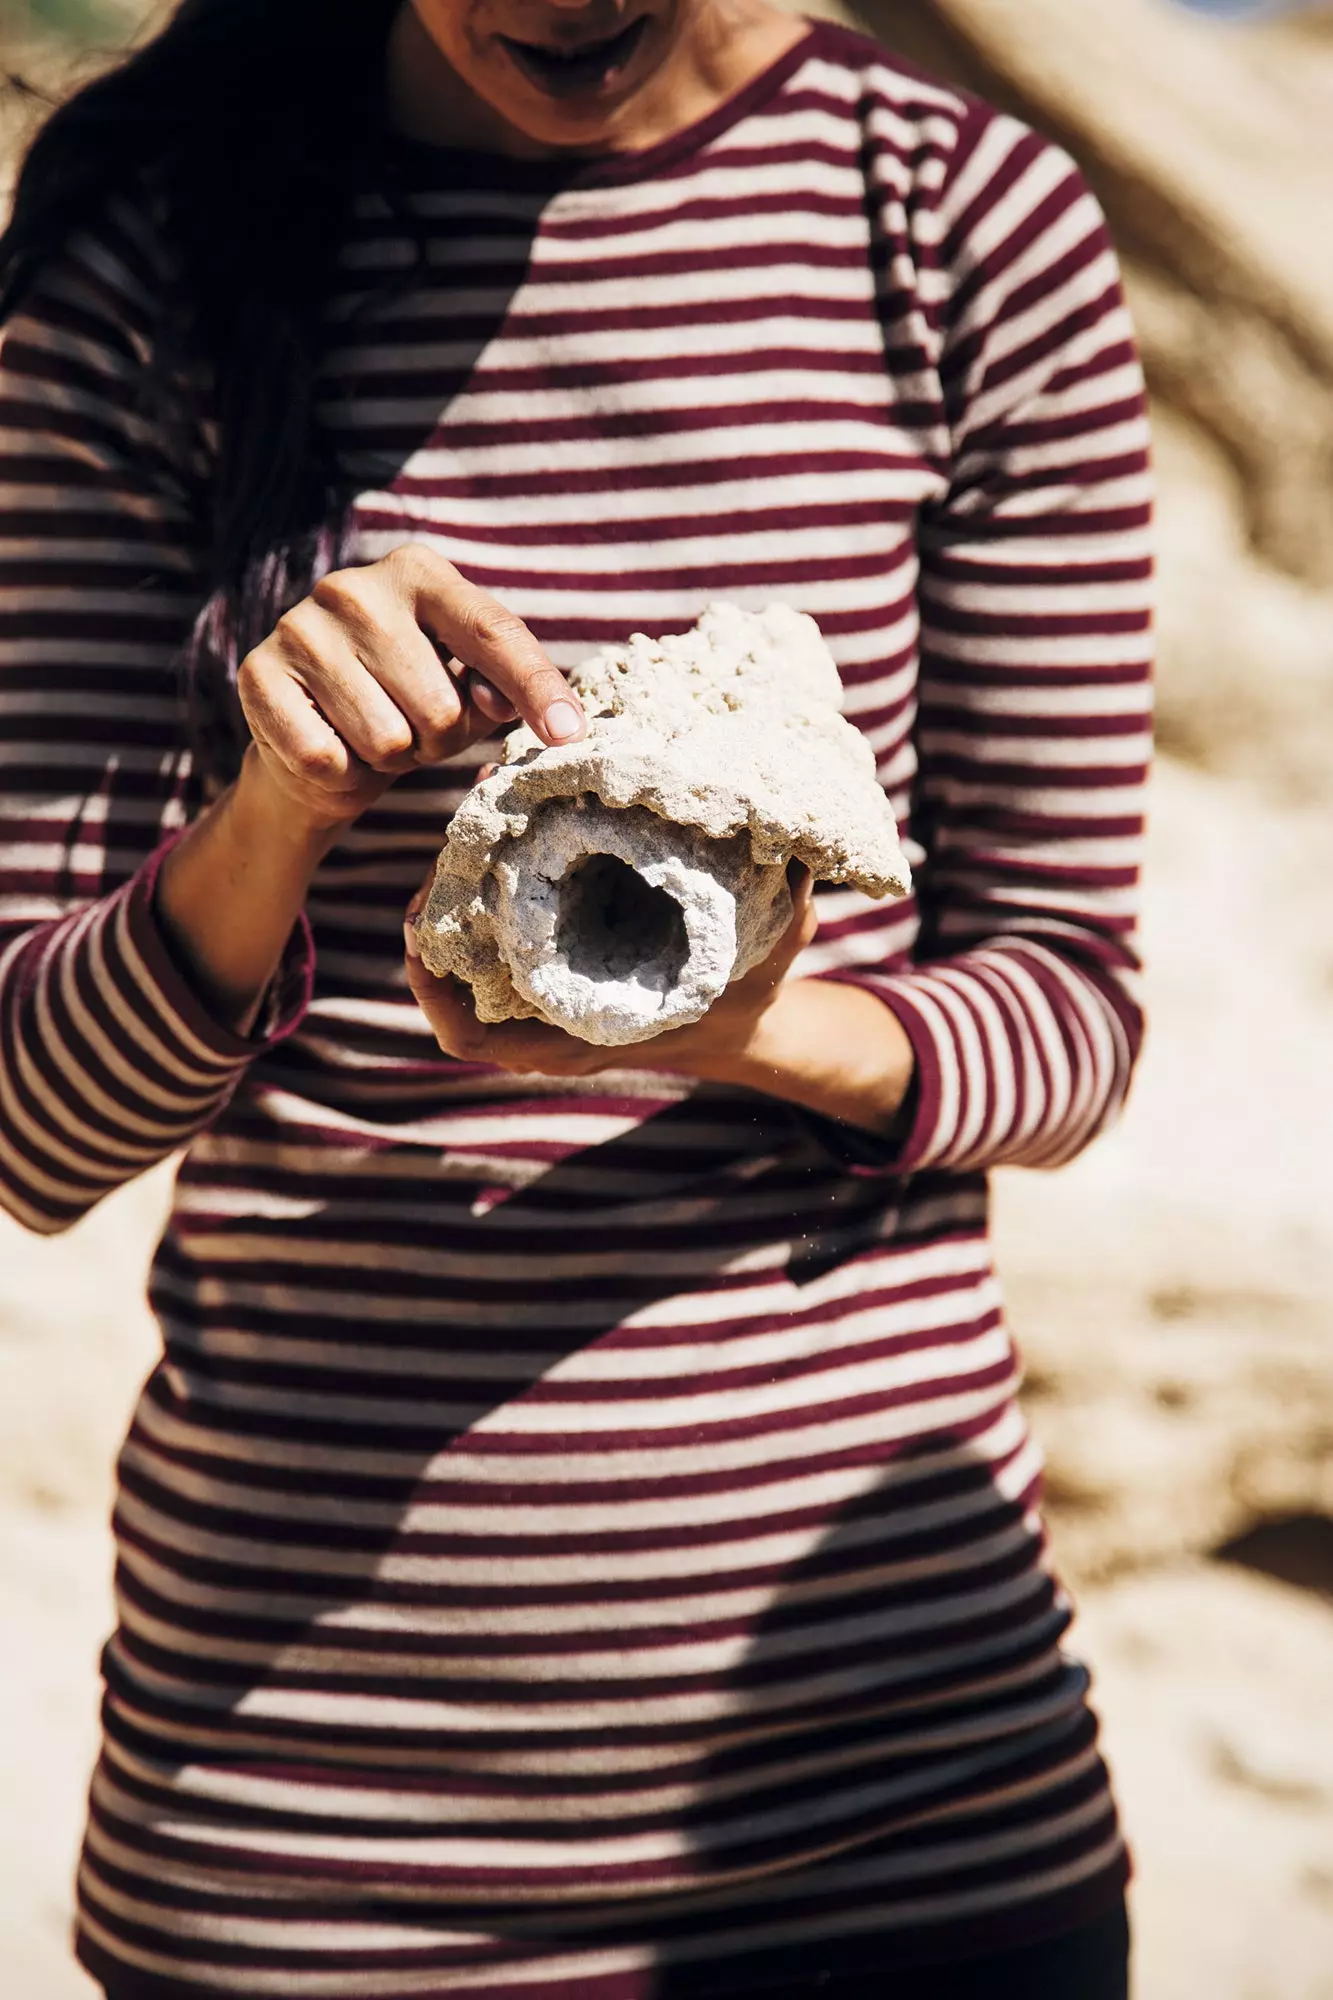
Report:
482,17,665,150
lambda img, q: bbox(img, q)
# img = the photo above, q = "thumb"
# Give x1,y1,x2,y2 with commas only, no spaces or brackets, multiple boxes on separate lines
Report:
755,867,817,989
782,864,817,955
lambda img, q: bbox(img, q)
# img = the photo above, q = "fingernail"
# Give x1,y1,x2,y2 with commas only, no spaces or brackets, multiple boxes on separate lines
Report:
544,699,583,744
403,918,421,960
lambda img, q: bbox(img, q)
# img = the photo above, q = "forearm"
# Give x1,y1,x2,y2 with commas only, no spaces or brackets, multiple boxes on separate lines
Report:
837,942,1143,1175
155,747,335,1035
0,746,321,1236
689,977,916,1138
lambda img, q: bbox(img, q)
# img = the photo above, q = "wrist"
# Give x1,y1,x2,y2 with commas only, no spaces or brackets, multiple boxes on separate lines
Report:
155,747,329,1037
232,745,347,869
689,978,805,1095
697,978,917,1138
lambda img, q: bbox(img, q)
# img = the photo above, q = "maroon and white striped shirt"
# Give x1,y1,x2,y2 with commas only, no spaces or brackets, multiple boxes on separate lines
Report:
0,21,1151,1996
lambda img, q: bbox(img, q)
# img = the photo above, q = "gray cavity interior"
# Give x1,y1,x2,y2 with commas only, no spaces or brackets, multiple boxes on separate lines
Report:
556,853,690,992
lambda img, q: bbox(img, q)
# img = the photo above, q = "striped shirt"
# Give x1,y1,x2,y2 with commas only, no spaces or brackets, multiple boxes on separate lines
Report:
0,20,1152,1996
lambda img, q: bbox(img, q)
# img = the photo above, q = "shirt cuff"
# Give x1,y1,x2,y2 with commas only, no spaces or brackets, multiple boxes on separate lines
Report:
794,968,945,1178
128,832,314,1070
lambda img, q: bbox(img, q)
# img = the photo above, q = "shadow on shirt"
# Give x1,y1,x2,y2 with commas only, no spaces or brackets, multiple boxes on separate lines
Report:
94,1095,1105,1989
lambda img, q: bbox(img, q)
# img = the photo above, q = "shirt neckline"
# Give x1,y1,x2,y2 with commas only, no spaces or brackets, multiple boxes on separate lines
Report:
380,18,824,195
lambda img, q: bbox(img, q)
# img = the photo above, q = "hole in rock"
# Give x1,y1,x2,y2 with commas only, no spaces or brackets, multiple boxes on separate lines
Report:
558,853,689,989
1213,1513,1333,1601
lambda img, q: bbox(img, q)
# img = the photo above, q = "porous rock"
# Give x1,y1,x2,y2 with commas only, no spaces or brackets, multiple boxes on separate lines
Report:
416,603,911,1046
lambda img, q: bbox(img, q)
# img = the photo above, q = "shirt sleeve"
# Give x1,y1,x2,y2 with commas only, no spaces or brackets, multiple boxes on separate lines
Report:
0,204,312,1235
814,110,1153,1176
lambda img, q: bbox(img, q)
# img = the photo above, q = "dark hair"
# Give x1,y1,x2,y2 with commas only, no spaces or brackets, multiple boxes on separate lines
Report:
0,0,404,782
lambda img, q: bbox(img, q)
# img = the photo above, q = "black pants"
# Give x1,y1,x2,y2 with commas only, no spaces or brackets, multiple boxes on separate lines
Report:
654,1901,1131,1999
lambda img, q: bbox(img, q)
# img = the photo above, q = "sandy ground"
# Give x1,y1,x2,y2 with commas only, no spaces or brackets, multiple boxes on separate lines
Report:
2,752,1332,1998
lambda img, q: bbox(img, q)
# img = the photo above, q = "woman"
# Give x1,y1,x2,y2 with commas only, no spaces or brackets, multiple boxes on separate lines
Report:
0,1,1152,1994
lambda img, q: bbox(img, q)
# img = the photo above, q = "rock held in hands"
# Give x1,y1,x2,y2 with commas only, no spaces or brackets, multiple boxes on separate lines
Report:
416,603,911,1046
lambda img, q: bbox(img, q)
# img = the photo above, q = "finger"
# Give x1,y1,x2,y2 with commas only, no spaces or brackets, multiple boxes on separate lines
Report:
403,955,490,1059
386,544,586,749
461,1018,598,1076
468,675,517,724
239,643,369,798
761,875,819,981
784,885,820,962
311,572,467,765
402,954,594,1076
273,600,421,773
406,863,436,922
793,876,819,950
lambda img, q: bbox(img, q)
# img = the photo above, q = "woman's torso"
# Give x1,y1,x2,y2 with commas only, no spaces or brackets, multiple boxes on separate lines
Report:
72,24,1126,1993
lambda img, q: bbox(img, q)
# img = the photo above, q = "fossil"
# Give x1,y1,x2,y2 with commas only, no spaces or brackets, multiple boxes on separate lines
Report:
415,603,911,1047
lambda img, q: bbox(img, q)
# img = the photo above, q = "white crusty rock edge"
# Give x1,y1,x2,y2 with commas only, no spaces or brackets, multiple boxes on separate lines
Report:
416,603,912,1047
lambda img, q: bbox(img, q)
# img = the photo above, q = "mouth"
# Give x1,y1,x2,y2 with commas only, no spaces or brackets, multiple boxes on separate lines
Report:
499,16,650,100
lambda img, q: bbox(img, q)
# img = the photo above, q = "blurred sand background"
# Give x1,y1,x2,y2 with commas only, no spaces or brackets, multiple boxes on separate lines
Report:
2,1,1332,1995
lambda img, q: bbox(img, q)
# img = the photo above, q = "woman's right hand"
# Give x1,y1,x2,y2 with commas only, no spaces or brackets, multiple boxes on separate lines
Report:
236,542,586,836
155,547,585,1034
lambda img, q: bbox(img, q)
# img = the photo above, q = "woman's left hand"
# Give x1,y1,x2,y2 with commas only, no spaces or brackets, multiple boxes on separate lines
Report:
403,863,819,1081
403,859,918,1138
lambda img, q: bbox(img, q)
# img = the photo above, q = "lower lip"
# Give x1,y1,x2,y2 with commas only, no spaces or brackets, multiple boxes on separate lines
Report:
500,18,649,101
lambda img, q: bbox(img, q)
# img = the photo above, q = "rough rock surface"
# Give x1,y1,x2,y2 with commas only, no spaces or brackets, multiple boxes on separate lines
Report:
417,603,910,1045
484,800,793,1047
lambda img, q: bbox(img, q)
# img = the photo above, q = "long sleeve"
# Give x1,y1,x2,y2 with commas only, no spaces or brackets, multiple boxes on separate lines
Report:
0,204,311,1234
819,111,1153,1174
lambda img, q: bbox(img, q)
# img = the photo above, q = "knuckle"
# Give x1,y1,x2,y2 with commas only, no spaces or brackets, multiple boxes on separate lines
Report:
275,602,321,660
311,568,367,620
466,602,530,657
296,739,347,786
236,647,266,705
386,541,450,589
415,699,463,754
363,721,415,768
